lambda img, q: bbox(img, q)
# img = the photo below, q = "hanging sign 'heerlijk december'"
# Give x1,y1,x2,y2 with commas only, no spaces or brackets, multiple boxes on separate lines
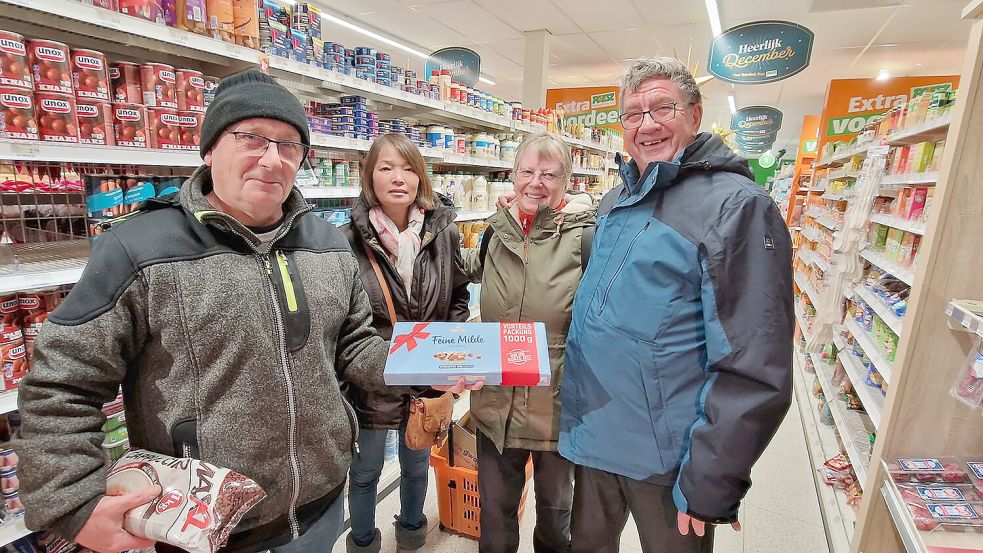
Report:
731,105,783,135
708,21,814,84
424,47,481,87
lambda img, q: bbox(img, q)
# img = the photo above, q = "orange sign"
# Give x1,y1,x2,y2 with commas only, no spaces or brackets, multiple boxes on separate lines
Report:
546,86,622,133
817,75,960,154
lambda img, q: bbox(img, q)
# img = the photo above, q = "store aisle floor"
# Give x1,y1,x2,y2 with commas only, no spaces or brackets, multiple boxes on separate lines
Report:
332,395,831,553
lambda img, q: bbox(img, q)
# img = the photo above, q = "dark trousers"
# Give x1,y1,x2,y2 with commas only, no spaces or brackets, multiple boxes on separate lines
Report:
477,430,574,553
570,464,714,553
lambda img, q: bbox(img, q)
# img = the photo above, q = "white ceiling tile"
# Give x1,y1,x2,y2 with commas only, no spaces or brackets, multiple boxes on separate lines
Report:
877,2,971,44
476,38,526,63
551,0,645,33
550,34,613,64
472,0,580,34
414,1,524,42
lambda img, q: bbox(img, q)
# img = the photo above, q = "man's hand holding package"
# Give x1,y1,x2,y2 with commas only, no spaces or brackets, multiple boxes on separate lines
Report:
76,485,161,553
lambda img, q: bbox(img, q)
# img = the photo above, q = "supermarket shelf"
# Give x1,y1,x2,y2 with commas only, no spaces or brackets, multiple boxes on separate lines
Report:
880,172,939,187
812,353,871,490
455,210,496,222
801,227,823,243
837,350,884,428
859,249,916,287
816,215,841,232
844,319,895,384
0,517,29,547
827,168,861,180
440,154,512,169
816,142,870,169
821,192,855,202
886,114,953,146
793,352,855,553
799,249,831,273
0,140,202,167
853,285,905,336
794,271,821,307
869,213,927,236
0,242,91,294
795,305,814,342
0,391,17,415
296,187,360,199
946,299,983,338
881,467,983,553
0,0,620,155
571,167,606,177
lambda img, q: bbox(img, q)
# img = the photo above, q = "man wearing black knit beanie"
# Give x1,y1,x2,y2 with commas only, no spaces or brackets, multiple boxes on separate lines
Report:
15,69,472,553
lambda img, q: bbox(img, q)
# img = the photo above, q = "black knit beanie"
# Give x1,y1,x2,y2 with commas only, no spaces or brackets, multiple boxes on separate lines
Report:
199,69,310,156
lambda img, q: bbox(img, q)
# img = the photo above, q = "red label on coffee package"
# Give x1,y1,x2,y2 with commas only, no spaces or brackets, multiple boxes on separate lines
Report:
499,322,541,386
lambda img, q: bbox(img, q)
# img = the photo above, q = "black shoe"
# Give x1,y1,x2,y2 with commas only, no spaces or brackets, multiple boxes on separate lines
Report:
346,529,381,553
394,515,428,551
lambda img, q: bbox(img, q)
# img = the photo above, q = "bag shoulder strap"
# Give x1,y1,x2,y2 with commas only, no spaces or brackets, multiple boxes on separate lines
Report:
478,225,495,269
362,242,397,325
581,225,594,270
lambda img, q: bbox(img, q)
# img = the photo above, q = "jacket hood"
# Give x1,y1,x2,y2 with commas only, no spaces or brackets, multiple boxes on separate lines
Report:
348,192,457,246
498,193,597,234
618,133,755,193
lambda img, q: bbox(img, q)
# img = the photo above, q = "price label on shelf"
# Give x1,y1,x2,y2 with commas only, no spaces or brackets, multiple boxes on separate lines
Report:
10,143,40,159
94,8,124,29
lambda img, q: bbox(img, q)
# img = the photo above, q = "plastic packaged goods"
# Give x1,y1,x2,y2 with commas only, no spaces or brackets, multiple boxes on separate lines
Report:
889,457,969,484
106,450,267,553
232,0,260,49
206,0,235,42
119,0,164,22
174,0,208,35
951,342,983,411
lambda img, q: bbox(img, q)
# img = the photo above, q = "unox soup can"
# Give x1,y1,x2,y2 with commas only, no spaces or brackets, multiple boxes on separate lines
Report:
0,31,31,89
76,100,114,146
176,110,202,150
148,107,182,149
140,63,176,108
0,87,38,140
175,69,204,112
71,49,110,101
28,40,72,95
113,102,148,148
35,92,78,143
109,62,142,104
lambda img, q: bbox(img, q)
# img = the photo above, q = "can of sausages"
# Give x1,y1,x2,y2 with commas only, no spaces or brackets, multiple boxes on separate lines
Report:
76,100,114,146
0,87,38,141
148,107,182,149
140,63,176,108
176,110,203,150
71,48,110,101
113,103,148,148
175,69,205,112
28,39,73,95
109,62,143,104
35,92,78,143
0,31,32,89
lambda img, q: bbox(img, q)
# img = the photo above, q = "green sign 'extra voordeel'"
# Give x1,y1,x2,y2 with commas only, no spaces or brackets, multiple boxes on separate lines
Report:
708,20,815,84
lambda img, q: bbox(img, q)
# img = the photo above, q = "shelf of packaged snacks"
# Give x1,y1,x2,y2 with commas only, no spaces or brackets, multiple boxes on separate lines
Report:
827,168,861,180
0,140,203,167
946,300,983,338
455,210,497,222
881,465,983,553
0,241,91,294
794,271,821,308
880,172,939,187
310,134,444,159
0,0,618,157
801,227,823,244
844,319,894,385
571,167,606,177
799,249,831,274
816,215,842,232
0,390,17,416
854,285,906,336
792,352,856,553
885,114,953,146
0,516,30,548
859,249,916,287
821,191,855,202
837,350,885,428
295,187,360,199
811,352,872,490
816,143,870,169
869,214,927,236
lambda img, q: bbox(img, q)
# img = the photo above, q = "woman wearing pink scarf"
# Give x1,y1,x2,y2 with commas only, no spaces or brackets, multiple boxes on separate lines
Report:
340,133,471,553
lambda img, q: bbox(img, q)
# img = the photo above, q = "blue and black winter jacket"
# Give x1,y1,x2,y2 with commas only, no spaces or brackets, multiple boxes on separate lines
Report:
558,133,794,523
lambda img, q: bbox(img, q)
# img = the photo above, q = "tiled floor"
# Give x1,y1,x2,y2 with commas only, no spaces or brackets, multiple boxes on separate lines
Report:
332,396,831,553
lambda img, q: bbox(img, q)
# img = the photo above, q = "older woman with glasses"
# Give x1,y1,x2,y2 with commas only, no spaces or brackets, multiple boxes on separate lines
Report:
463,132,595,553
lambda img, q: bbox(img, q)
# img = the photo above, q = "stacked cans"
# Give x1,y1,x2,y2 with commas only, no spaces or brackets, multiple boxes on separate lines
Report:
1,443,22,518
339,95,369,139
323,41,345,73
0,290,62,391
354,47,376,83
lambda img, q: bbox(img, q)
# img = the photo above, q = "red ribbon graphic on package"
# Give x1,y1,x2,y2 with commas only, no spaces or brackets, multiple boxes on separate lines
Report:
499,322,541,386
390,323,432,354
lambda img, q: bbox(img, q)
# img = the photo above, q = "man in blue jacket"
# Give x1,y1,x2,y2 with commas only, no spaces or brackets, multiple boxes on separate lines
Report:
559,57,794,552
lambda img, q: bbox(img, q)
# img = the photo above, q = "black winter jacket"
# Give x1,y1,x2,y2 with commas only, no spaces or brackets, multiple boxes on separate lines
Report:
340,195,471,429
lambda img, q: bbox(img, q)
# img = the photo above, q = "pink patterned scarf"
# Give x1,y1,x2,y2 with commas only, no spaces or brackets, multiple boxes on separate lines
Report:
368,205,425,299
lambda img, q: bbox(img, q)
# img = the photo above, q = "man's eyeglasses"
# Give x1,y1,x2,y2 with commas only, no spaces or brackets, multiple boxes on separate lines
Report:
226,130,310,165
619,103,685,130
514,169,561,185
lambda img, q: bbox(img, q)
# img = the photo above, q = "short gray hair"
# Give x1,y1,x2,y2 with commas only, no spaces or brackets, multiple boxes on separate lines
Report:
513,132,572,181
620,57,702,105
